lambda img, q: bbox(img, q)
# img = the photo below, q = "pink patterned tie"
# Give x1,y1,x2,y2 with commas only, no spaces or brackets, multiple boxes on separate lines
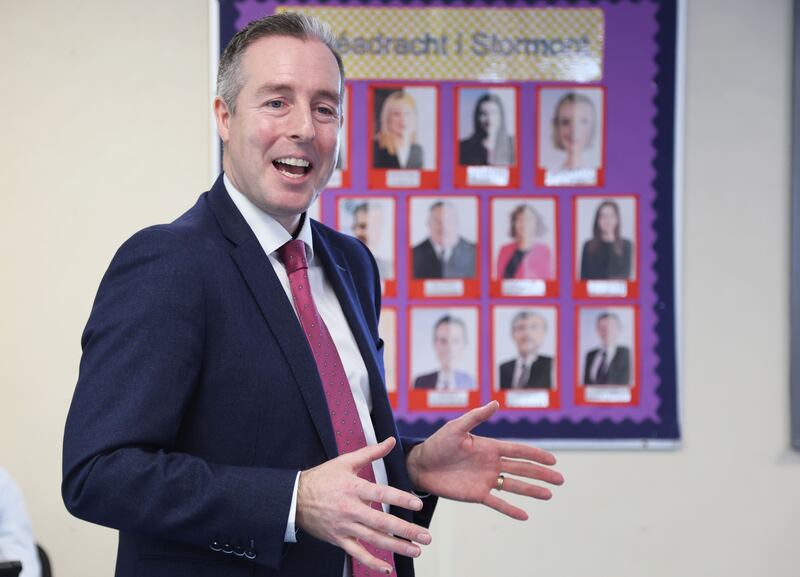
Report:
278,239,396,577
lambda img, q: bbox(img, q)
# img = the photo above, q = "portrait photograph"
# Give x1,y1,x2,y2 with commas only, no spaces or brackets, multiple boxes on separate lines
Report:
378,306,398,398
409,306,479,393
537,86,605,187
491,197,557,284
576,306,637,386
370,85,438,171
457,87,518,167
409,196,479,283
337,196,396,283
327,85,350,189
492,306,558,391
574,196,638,283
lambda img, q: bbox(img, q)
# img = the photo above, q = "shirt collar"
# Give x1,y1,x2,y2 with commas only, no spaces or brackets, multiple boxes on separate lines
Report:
223,173,315,262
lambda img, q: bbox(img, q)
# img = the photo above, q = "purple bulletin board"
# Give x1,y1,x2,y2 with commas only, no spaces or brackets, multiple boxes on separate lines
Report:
216,0,682,447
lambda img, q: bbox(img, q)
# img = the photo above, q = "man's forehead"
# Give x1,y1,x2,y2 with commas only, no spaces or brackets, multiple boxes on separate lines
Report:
241,35,341,92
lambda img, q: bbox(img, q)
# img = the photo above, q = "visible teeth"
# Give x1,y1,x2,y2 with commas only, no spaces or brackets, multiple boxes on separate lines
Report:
275,157,310,167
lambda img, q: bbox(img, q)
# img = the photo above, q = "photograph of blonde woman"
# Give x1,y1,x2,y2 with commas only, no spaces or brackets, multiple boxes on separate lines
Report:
539,88,604,186
373,90,424,169
552,92,597,171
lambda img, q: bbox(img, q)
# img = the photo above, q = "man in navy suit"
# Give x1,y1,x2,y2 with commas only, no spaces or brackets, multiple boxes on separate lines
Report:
62,13,563,577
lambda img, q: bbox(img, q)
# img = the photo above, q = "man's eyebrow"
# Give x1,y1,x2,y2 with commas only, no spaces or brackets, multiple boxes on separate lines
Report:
254,83,292,98
254,83,342,106
316,89,342,106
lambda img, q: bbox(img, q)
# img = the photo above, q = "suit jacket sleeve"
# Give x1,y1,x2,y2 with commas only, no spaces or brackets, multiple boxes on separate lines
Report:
62,228,296,570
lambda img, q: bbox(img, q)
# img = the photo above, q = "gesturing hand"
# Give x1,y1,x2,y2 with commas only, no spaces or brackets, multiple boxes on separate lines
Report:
405,401,565,520
296,437,433,574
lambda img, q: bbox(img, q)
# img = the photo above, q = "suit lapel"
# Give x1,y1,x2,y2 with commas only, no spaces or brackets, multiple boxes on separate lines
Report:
312,227,412,495
206,179,339,461
311,227,384,397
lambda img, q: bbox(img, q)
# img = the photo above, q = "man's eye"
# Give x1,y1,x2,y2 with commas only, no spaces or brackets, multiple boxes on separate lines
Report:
316,106,336,116
265,100,284,109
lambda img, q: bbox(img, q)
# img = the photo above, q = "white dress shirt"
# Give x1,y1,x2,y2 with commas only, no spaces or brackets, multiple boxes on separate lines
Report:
590,345,617,383
0,468,41,577
224,176,389,549
512,353,539,389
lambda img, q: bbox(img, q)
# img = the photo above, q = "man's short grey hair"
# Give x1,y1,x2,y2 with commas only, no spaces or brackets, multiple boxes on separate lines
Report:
511,310,548,333
217,12,345,114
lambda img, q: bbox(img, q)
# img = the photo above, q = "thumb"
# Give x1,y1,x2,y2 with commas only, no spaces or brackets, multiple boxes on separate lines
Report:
453,400,499,434
347,436,397,471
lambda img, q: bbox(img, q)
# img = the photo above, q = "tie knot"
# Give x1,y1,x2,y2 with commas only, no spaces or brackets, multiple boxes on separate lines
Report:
278,239,308,274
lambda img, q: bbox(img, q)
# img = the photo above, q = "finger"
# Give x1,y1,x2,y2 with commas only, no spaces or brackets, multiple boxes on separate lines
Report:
346,437,397,471
340,538,394,575
453,401,499,434
349,523,423,559
360,506,432,545
482,493,528,521
499,476,553,501
497,441,558,466
501,458,565,486
358,481,425,512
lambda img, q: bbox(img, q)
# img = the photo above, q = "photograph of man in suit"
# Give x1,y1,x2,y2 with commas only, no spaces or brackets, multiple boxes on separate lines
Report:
61,12,563,577
499,311,553,390
583,311,631,385
412,200,476,279
349,201,393,280
413,314,476,390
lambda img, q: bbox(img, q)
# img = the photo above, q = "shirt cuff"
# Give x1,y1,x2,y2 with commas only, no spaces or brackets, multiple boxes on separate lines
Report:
284,471,301,543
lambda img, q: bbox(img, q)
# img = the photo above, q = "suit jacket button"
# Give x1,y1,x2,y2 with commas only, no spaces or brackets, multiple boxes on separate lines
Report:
245,539,256,559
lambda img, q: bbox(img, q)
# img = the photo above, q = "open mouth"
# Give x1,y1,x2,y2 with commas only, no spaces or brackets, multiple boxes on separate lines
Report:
273,157,311,179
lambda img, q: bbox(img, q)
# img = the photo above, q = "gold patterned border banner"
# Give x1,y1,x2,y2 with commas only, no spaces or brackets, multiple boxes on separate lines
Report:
277,6,605,82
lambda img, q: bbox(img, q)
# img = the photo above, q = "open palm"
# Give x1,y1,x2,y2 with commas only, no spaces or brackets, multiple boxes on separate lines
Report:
406,401,565,520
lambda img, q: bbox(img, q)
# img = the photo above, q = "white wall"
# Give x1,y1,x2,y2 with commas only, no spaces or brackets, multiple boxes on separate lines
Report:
1,1,798,576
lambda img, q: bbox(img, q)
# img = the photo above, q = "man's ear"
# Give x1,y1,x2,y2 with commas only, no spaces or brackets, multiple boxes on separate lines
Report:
213,96,231,144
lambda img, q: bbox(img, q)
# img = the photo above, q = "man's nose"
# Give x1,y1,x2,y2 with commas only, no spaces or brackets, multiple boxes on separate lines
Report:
288,106,315,141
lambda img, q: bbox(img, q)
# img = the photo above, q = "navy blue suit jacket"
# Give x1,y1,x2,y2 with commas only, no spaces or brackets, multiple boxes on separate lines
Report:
62,176,434,577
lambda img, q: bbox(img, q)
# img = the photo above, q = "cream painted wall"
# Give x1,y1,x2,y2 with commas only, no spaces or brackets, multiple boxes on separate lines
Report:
1,1,798,576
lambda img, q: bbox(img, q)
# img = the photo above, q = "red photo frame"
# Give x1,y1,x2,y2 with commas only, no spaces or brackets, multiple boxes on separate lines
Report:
574,305,640,407
367,84,440,190
573,194,640,299
489,196,559,298
535,85,607,188
407,195,481,300
489,305,561,411
378,305,399,409
325,84,352,190
406,304,482,412
453,84,520,189
334,195,398,298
